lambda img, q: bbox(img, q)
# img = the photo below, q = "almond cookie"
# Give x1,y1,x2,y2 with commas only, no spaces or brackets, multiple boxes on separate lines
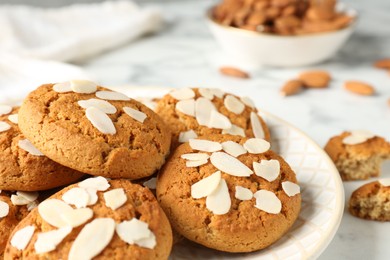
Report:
18,82,171,179
4,178,172,260
156,134,301,253
324,131,390,181
155,88,271,148
349,180,390,221
0,191,39,257
0,106,84,191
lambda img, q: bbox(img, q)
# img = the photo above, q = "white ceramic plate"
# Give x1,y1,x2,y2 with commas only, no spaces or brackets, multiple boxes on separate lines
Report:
109,86,344,260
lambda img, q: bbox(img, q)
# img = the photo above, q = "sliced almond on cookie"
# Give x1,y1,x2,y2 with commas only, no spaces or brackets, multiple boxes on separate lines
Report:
34,226,72,254
250,112,265,139
210,152,253,177
186,159,208,167
62,188,90,209
178,130,198,143
195,97,216,126
0,105,12,116
69,218,115,260
208,110,232,129
181,153,210,161
0,201,9,218
254,190,281,214
95,91,130,101
18,139,44,156
103,188,127,210
282,181,300,197
243,138,270,154
10,225,35,250
206,179,231,215
191,171,221,199
0,121,11,132
342,134,367,145
169,88,195,100
235,186,253,200
123,107,147,123
379,179,390,187
16,191,39,202
116,218,156,249
8,114,18,124
79,176,110,191
224,95,245,114
78,99,117,114
253,159,280,182
176,99,195,117
53,82,72,93
222,124,246,137
189,139,222,152
85,107,116,134
221,141,247,157
240,96,255,108
70,80,97,94
198,88,214,100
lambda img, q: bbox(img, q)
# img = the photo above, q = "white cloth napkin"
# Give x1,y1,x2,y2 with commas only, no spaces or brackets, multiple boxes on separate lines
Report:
0,1,161,62
0,1,162,102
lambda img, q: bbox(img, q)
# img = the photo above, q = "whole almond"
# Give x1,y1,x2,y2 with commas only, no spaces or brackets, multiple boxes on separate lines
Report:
299,70,331,88
344,81,375,96
374,59,390,70
280,80,303,96
220,67,250,79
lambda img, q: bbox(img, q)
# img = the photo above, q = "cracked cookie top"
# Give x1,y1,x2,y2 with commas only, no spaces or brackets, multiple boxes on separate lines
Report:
156,134,300,253
18,82,171,179
0,106,84,191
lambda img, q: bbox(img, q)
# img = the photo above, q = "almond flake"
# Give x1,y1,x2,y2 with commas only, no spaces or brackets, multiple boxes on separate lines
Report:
62,188,89,209
123,106,147,123
103,188,127,210
351,130,375,139
186,159,208,167
342,135,367,145
85,189,98,206
209,88,225,98
11,225,35,250
253,159,280,182
11,194,30,206
379,179,390,187
222,124,246,137
78,176,110,191
240,96,255,108
178,130,198,143
221,141,247,157
198,88,214,100
191,171,221,199
78,99,117,114
0,121,11,132
243,138,270,154
169,88,195,100
138,99,157,110
69,218,115,260
16,191,39,202
53,82,72,93
70,80,97,94
27,201,38,211
254,190,281,214
85,107,116,134
224,95,245,114
0,105,12,116
18,139,44,156
143,178,157,189
34,226,72,254
282,181,300,197
116,218,156,249
181,153,210,161
96,91,130,101
210,152,253,177
250,112,265,139
189,139,222,152
176,99,195,117
8,114,18,124
208,110,232,129
206,179,231,215
235,186,253,200
38,199,93,228
195,97,216,126
0,200,9,218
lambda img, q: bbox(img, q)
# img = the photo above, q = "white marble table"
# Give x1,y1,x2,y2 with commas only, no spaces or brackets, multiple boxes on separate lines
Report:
81,0,390,259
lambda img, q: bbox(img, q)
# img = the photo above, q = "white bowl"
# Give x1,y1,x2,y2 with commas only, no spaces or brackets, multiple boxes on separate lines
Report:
207,5,357,68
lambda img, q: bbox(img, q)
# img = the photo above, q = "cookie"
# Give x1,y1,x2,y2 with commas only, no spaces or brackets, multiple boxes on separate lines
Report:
349,179,390,221
4,178,172,259
156,134,301,253
0,191,39,257
155,88,271,148
324,131,390,181
18,81,171,179
0,106,84,191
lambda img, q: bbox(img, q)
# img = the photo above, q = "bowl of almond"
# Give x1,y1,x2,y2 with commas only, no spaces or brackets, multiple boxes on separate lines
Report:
207,0,357,67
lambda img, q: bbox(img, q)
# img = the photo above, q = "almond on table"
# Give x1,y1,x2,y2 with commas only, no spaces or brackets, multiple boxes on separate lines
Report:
344,81,375,96
373,58,390,70
219,67,250,79
280,79,304,96
298,70,331,88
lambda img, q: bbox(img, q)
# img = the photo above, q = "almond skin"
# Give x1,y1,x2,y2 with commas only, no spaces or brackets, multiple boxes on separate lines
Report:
220,67,250,79
298,70,331,88
374,59,390,70
344,81,375,96
280,80,303,96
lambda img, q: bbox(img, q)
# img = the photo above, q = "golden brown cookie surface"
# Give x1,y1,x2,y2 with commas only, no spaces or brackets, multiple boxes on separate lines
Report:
4,179,172,260
18,83,171,179
156,134,300,253
324,131,390,181
155,88,271,149
0,107,84,191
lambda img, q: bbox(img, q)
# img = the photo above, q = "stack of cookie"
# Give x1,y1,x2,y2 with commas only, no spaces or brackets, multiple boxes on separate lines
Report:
1,81,302,258
325,131,390,221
